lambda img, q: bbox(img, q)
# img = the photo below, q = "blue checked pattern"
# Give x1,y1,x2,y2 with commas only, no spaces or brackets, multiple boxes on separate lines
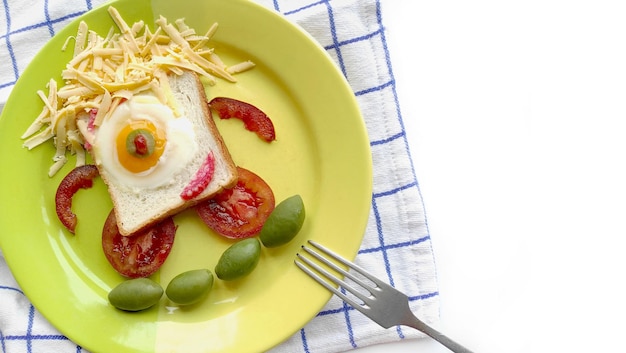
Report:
0,0,439,352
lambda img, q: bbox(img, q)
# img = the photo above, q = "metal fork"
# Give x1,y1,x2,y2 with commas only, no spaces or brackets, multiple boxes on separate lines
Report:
295,240,474,353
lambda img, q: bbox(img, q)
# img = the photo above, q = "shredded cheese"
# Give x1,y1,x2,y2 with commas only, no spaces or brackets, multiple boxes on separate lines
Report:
227,60,256,75
22,6,256,176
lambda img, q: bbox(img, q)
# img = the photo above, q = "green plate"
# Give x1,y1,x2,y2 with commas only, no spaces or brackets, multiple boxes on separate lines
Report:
0,0,372,352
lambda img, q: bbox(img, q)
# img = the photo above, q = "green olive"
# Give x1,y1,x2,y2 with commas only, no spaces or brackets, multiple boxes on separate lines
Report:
260,195,305,248
166,269,214,305
215,238,261,281
126,129,155,157
108,277,163,312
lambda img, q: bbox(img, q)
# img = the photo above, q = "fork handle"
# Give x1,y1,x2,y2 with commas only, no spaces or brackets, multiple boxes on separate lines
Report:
403,313,474,353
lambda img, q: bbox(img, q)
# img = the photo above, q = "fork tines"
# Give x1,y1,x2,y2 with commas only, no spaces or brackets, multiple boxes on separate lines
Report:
296,241,476,353
295,240,382,310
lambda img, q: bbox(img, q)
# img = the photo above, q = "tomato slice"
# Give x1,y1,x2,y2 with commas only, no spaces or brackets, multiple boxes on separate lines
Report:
55,164,99,234
209,97,276,142
196,167,275,238
102,209,177,278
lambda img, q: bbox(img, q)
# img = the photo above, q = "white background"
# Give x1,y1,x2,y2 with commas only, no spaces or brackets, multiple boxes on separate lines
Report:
359,1,626,352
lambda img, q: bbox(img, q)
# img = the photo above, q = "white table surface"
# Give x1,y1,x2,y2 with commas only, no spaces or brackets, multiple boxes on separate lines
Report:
358,1,626,352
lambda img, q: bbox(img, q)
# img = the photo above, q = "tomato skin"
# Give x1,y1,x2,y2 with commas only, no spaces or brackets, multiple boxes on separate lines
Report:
55,165,99,234
209,97,276,142
196,167,275,238
102,210,177,278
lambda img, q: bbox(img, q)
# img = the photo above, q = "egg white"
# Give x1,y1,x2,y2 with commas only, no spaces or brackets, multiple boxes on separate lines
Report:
92,93,197,191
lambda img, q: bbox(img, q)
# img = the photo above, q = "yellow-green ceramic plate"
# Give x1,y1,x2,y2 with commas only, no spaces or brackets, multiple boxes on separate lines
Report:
0,0,372,352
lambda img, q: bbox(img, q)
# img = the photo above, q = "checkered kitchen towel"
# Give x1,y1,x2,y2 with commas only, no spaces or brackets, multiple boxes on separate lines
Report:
0,0,439,352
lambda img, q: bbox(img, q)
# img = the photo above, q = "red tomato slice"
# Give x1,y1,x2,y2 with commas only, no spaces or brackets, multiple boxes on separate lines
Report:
55,164,99,234
209,97,276,142
196,167,275,238
102,210,177,278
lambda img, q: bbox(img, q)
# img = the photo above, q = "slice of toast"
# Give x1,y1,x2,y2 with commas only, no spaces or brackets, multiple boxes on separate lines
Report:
90,71,237,236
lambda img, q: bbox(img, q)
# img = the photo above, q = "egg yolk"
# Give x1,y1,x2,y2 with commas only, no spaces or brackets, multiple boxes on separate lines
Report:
115,120,166,173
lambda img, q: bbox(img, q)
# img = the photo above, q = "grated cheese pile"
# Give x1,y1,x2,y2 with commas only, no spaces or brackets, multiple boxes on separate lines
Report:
21,6,255,177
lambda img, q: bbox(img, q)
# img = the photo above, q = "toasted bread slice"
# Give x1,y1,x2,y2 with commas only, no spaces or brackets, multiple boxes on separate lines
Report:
89,71,237,236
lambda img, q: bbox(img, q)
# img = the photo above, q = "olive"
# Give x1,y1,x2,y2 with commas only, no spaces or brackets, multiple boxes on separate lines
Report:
126,129,155,157
260,195,305,248
215,238,261,281
108,277,163,312
166,269,214,305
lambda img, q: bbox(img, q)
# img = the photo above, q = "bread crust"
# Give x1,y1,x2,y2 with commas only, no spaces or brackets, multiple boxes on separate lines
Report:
90,71,237,236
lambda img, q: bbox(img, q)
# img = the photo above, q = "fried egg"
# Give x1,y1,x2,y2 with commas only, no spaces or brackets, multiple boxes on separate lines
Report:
92,94,197,190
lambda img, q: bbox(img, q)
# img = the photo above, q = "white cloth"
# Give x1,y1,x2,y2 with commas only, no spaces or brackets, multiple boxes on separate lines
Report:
0,0,439,352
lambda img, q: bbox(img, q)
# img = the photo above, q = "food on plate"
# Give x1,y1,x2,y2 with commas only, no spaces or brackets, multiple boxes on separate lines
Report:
84,70,238,236
102,209,177,278
180,151,216,201
24,5,305,314
22,7,253,177
209,97,276,142
165,269,214,305
21,6,255,236
108,277,164,312
55,164,99,233
215,238,262,281
196,166,275,238
260,194,306,248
